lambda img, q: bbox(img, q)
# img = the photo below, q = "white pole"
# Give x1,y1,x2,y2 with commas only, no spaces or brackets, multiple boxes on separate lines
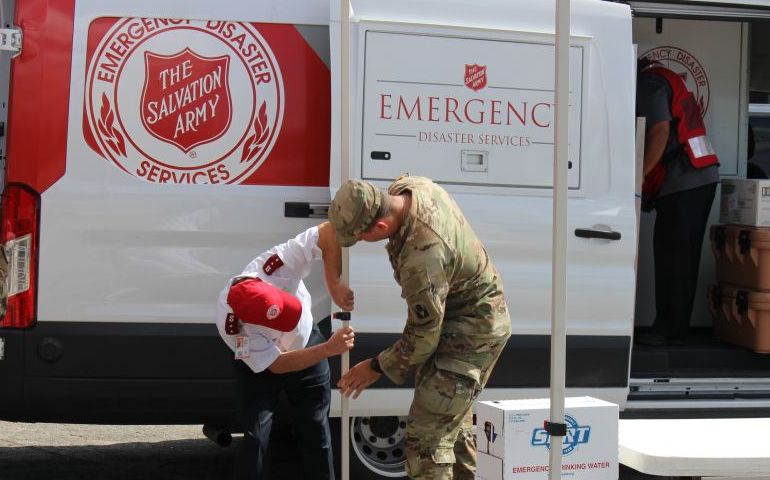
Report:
549,0,569,479
339,1,351,479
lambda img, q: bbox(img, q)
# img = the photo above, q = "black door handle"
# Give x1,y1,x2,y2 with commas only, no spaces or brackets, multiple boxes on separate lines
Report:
284,202,330,219
574,228,621,241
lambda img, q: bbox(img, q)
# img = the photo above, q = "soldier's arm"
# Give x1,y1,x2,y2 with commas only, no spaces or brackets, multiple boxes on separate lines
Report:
378,254,449,385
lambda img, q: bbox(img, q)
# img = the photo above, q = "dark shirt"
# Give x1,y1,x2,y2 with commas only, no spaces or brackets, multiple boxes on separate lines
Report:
636,72,719,197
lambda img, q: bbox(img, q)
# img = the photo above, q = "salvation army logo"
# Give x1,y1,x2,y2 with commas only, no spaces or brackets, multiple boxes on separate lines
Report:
141,49,231,153
266,305,280,321
85,18,284,184
640,46,710,116
464,64,487,92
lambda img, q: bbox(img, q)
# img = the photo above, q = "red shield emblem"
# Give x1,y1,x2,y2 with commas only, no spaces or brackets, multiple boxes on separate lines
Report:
141,48,232,153
464,64,487,92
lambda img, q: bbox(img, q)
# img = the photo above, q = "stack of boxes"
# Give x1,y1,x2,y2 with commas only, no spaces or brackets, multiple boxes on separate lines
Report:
709,179,770,353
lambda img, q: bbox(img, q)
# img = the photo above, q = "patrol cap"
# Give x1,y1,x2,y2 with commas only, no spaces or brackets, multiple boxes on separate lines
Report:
329,179,382,247
227,278,301,332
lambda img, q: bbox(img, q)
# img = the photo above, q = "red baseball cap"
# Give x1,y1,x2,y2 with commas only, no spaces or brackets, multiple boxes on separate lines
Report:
227,278,302,332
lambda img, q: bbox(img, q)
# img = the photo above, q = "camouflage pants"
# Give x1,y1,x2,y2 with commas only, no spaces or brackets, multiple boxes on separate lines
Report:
404,361,481,480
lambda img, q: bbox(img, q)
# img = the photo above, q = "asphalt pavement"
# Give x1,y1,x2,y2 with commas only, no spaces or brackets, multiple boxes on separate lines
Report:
0,422,302,480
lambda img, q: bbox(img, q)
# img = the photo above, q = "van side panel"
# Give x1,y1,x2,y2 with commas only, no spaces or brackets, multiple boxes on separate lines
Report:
1,0,333,423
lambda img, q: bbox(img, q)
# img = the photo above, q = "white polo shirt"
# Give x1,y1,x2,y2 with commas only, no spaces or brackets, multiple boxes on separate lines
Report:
216,226,321,373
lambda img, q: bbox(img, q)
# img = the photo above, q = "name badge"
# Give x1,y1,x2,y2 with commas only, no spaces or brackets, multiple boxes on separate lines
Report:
235,335,250,360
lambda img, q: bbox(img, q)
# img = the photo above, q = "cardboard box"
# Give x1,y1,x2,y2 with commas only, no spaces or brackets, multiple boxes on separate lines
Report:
720,179,770,227
475,396,618,480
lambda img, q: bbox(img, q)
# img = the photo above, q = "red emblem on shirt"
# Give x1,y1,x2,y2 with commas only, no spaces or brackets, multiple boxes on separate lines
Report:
263,254,284,275
225,313,239,335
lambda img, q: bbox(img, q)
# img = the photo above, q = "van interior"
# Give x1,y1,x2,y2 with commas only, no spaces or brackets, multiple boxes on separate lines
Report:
630,6,770,404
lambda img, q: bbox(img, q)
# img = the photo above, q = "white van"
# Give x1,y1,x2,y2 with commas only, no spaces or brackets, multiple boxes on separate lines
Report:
1,0,770,478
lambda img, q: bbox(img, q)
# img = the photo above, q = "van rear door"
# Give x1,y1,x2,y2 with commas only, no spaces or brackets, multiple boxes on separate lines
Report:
0,0,333,423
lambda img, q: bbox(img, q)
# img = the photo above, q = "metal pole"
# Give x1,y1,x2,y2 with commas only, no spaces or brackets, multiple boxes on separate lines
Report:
549,0,569,479
339,1,351,479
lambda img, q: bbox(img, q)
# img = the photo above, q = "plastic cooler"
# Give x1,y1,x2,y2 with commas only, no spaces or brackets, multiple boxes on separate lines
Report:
710,225,770,291
707,284,770,353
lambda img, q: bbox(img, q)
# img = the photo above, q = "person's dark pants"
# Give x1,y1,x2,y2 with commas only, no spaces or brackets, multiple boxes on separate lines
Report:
652,182,717,341
234,325,334,480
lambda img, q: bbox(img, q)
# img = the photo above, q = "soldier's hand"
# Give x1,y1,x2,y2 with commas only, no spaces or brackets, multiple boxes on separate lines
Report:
330,283,354,311
338,359,381,399
325,327,355,356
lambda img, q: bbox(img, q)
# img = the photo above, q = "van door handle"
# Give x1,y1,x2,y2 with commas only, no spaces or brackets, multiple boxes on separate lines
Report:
284,202,329,219
574,228,621,241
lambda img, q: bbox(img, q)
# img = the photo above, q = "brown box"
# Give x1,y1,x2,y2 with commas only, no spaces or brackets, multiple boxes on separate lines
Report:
710,225,770,291
708,284,770,353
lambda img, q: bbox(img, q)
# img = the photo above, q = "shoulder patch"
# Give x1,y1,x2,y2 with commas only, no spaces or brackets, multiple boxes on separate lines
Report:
413,303,430,319
225,313,239,335
263,254,284,275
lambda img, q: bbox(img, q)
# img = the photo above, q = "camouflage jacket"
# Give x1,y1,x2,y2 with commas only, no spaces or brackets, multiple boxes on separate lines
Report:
377,176,511,386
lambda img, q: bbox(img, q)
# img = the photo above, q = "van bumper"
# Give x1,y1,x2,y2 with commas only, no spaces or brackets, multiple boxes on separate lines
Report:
0,321,238,424
0,329,26,421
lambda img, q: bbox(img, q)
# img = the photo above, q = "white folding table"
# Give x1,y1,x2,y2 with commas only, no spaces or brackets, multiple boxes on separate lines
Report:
619,418,770,479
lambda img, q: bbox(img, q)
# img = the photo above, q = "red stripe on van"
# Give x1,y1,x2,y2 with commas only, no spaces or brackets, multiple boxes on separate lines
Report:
6,0,76,193
238,24,331,187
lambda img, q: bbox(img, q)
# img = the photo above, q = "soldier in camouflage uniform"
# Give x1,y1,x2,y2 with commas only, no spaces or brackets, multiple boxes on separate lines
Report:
330,175,511,479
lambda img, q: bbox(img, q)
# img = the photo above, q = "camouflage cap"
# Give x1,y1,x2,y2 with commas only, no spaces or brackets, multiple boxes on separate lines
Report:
329,180,382,247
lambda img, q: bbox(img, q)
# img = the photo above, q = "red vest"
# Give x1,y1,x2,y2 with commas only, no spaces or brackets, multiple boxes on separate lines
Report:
644,66,719,169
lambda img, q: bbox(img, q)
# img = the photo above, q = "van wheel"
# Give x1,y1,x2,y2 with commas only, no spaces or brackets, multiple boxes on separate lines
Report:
331,416,408,478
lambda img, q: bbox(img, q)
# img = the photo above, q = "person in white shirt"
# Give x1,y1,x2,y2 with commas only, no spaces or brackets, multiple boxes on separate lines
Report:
216,222,354,480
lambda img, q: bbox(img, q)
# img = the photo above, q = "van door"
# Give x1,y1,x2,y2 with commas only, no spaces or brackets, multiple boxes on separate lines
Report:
0,0,333,423
333,0,637,416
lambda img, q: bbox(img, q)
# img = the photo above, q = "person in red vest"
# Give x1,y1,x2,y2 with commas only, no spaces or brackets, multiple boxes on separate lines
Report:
636,58,720,346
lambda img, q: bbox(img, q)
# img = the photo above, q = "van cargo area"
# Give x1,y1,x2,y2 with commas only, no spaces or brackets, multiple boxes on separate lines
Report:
628,3,770,411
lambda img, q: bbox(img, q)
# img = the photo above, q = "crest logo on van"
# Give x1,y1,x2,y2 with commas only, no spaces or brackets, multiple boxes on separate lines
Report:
141,49,232,153
464,64,487,92
84,18,284,184
640,46,710,116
